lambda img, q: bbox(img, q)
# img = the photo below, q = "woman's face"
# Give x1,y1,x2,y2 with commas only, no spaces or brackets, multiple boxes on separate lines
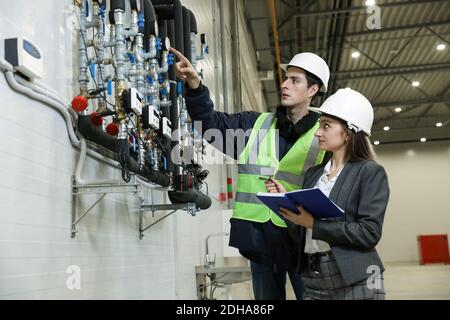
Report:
315,116,350,152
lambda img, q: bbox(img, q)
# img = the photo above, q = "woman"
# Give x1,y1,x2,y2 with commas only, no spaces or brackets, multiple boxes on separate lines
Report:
265,88,389,300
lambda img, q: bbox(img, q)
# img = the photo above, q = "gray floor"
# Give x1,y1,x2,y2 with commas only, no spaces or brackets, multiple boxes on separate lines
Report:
218,262,450,300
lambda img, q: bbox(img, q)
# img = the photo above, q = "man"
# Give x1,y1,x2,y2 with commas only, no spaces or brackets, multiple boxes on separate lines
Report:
171,48,330,300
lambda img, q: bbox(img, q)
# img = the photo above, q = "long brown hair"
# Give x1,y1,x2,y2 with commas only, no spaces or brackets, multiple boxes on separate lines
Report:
322,114,377,162
345,130,376,162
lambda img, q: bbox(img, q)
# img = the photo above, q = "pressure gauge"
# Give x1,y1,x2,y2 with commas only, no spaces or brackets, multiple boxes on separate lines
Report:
163,37,171,51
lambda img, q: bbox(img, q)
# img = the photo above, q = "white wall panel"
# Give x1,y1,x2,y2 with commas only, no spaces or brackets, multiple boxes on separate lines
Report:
376,141,450,263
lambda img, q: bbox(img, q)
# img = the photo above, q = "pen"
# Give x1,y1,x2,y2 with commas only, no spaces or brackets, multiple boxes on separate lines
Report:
260,177,280,192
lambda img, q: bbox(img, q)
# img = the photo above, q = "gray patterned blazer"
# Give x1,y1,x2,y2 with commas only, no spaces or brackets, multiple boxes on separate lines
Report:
288,160,390,286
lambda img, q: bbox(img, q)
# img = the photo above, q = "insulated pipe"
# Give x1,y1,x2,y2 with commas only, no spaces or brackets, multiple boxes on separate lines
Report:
188,9,198,68
168,19,178,176
76,139,124,186
219,0,233,209
15,76,77,128
2,67,165,190
144,0,158,51
182,7,191,62
152,0,184,55
188,10,197,34
78,116,171,187
5,72,80,146
4,71,117,168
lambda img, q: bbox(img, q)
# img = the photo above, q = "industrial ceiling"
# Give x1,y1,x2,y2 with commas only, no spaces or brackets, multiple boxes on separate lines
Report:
243,0,450,144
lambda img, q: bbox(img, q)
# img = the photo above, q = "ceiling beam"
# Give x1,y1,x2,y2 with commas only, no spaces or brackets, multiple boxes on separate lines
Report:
293,0,449,17
304,20,450,41
333,62,450,81
374,97,450,108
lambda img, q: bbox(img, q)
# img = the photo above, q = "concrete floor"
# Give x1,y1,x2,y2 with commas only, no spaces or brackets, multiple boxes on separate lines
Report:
216,262,450,300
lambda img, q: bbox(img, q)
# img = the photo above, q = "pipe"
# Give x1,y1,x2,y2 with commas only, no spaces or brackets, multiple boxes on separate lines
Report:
268,0,283,87
3,70,120,169
78,116,171,187
15,77,78,123
188,9,198,68
5,72,80,146
168,189,212,210
77,1,90,97
0,57,14,72
76,138,124,185
3,68,166,190
231,0,242,112
182,7,191,62
152,0,184,55
219,0,233,209
144,0,158,51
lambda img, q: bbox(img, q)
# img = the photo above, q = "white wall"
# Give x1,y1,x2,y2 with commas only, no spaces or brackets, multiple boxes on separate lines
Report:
375,141,450,263
0,0,266,299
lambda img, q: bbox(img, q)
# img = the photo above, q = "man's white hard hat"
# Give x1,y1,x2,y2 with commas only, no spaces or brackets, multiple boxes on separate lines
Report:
281,52,330,93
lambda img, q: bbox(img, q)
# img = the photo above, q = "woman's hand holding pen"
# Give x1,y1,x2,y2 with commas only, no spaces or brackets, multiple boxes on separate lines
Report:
264,178,287,193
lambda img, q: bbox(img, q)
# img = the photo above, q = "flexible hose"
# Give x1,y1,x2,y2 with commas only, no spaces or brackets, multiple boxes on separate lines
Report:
76,138,126,186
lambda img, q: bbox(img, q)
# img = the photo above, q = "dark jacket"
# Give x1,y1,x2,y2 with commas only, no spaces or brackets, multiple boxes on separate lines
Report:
185,84,328,270
288,160,390,285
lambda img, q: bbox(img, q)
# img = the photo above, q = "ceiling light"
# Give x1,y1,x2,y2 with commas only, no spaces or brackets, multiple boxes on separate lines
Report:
374,141,380,145
437,44,446,51
412,81,420,87
365,0,376,6
383,126,390,131
436,122,443,127
351,51,361,59
395,107,402,113
420,138,427,143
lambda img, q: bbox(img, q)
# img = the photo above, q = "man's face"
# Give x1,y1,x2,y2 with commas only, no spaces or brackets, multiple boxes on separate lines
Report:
280,67,317,108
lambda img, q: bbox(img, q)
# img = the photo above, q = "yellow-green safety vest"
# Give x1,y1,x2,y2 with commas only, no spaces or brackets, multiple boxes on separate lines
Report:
233,112,325,228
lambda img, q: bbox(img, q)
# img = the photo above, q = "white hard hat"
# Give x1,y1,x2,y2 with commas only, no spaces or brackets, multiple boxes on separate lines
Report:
309,88,374,136
281,52,330,93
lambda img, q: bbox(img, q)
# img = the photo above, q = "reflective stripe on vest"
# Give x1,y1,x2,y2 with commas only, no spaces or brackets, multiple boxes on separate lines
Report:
233,112,325,228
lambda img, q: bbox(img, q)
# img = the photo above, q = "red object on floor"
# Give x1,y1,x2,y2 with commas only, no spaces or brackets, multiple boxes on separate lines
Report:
417,234,450,265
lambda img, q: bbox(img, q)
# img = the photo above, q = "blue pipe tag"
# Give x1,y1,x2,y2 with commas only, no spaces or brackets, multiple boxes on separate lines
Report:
177,82,182,95
127,52,136,64
168,53,174,66
107,79,112,96
89,63,96,79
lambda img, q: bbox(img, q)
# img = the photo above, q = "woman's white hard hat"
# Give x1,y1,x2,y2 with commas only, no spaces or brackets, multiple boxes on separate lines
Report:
309,88,374,136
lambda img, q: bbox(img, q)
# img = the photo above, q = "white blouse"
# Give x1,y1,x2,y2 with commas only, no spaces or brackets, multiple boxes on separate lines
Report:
304,160,343,254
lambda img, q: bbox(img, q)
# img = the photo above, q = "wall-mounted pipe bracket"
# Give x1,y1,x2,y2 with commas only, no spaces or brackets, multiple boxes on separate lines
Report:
138,199,198,240
71,175,141,238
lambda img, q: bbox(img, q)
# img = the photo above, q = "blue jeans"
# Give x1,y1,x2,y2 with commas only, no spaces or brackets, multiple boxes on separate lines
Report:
250,261,304,300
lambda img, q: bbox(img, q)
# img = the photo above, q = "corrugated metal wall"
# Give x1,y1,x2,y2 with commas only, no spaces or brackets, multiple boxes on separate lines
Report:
0,0,265,299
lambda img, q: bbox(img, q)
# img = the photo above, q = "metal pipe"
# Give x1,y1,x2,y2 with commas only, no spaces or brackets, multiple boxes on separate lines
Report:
219,0,233,209
205,232,230,267
268,0,283,87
